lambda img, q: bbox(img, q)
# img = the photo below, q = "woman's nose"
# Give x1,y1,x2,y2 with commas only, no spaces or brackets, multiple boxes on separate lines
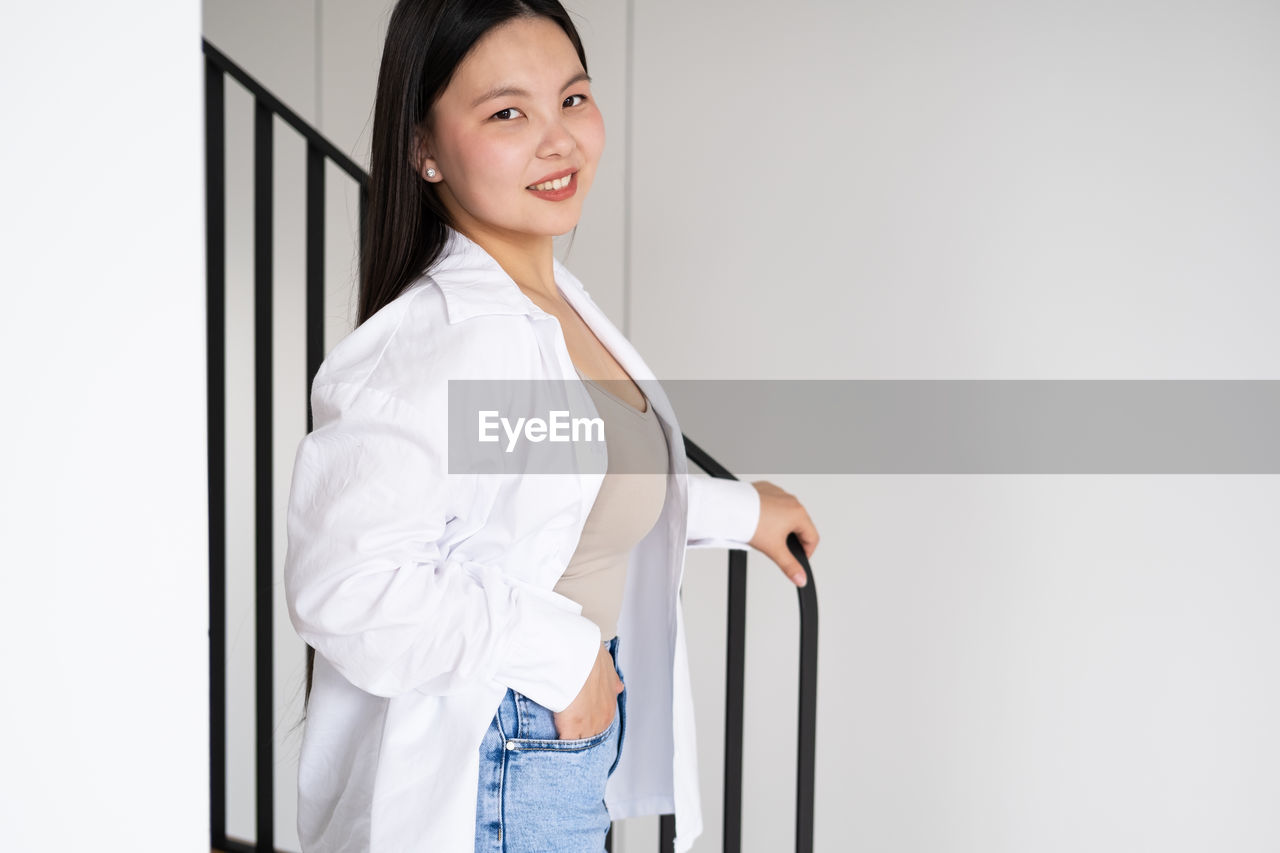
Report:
536,116,576,159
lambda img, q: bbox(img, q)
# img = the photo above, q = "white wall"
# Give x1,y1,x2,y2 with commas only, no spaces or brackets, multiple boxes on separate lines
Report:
638,2,1280,852
0,2,209,851
203,1,1280,851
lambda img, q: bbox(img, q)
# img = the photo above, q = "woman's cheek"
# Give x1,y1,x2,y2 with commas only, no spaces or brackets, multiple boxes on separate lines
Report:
581,108,606,161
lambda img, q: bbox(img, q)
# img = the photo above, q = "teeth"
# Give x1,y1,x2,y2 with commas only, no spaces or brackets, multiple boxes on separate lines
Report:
530,174,572,191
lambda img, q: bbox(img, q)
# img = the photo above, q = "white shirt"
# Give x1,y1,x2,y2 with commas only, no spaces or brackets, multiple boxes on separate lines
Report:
283,227,761,852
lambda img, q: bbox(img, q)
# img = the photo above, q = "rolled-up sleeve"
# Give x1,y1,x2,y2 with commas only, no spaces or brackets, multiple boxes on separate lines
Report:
685,473,760,550
284,379,601,711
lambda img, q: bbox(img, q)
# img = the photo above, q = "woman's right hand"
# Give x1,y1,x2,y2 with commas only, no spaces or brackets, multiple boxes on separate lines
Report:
553,641,623,740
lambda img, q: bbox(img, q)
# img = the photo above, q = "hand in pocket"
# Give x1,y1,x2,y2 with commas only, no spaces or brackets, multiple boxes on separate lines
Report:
553,642,624,740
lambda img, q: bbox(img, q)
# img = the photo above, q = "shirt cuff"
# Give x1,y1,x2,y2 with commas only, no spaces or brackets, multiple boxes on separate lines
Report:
686,474,761,549
491,579,602,712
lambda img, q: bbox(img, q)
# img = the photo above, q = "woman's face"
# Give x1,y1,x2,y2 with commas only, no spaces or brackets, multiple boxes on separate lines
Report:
420,16,605,242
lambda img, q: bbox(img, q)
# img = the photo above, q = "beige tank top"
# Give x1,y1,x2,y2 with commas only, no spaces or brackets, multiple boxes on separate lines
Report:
552,366,670,641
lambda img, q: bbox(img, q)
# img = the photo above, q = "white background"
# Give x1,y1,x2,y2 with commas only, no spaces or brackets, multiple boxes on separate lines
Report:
0,1,209,851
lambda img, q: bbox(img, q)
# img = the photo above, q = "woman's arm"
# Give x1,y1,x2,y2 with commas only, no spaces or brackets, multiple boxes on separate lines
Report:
284,379,601,711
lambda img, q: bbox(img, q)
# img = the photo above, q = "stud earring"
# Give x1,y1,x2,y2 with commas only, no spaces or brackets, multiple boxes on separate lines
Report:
426,168,437,178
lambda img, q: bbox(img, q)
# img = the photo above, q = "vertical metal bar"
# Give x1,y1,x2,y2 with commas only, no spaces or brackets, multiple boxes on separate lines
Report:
305,144,325,433
724,548,748,853
659,814,676,852
204,55,228,853
793,535,819,853
253,99,275,853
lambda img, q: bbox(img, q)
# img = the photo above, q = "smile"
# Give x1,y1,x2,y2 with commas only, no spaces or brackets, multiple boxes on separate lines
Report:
525,170,579,202
527,172,576,191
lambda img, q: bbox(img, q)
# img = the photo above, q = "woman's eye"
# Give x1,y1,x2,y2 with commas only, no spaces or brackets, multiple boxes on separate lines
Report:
563,94,588,108
492,107,524,121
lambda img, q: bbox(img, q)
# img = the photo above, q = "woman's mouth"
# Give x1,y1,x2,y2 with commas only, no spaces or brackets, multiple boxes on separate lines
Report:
526,171,578,201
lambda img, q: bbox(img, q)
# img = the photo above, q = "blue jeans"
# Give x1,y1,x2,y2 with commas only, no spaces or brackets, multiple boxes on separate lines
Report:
475,634,627,852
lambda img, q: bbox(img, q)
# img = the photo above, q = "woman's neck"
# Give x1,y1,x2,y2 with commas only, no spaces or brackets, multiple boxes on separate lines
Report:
452,221,560,303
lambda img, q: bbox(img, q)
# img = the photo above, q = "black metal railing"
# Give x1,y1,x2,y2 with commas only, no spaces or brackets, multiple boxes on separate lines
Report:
203,36,817,853
683,440,819,853
204,37,368,853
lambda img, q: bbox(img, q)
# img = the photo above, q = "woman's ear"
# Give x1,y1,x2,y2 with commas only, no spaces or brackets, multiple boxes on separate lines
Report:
412,127,442,183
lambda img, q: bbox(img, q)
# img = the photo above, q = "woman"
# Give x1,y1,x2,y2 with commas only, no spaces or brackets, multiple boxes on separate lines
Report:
283,1,820,851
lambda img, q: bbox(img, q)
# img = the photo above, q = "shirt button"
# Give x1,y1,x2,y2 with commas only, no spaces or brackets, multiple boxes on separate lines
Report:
505,741,517,750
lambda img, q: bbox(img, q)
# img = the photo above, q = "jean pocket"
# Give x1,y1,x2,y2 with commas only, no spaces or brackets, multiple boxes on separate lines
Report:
508,693,619,752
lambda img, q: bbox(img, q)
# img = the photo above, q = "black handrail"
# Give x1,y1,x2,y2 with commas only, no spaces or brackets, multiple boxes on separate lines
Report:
203,36,817,853
684,439,819,853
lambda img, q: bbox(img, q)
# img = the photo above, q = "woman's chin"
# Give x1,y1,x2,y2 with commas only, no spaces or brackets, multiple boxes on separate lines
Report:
525,212,586,239
552,221,583,237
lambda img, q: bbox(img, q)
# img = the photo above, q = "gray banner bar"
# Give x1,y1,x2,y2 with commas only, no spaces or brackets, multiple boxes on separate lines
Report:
448,380,1280,474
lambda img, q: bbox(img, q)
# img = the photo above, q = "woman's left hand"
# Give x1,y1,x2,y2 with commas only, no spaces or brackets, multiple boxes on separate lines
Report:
746,481,819,587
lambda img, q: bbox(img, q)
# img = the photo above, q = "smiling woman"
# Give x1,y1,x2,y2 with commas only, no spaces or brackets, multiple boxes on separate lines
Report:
357,1,601,327
282,1,817,852
418,16,604,257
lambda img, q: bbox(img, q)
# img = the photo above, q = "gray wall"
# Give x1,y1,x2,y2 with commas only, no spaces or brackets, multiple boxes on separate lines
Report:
204,2,1280,851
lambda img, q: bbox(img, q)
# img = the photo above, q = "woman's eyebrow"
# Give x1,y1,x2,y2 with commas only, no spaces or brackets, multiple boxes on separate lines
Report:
470,72,592,108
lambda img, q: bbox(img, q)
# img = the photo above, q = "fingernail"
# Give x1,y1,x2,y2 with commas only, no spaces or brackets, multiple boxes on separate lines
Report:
794,573,807,587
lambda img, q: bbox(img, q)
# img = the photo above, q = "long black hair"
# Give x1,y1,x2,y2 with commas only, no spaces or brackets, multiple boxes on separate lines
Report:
304,0,590,710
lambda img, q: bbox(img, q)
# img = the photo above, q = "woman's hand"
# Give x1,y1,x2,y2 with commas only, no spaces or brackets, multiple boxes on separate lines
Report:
747,481,820,587
554,641,624,740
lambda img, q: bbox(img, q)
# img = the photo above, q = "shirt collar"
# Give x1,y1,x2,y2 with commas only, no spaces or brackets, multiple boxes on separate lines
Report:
424,226,585,325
